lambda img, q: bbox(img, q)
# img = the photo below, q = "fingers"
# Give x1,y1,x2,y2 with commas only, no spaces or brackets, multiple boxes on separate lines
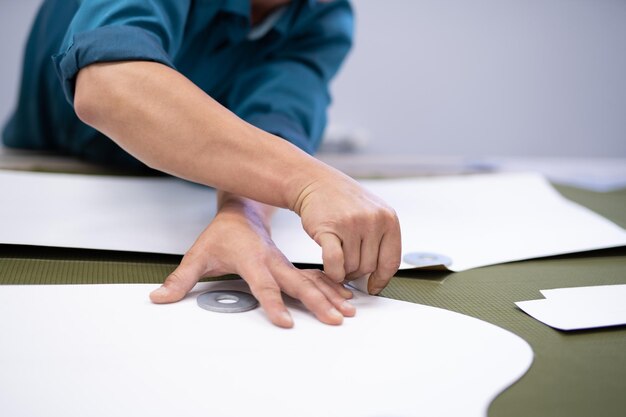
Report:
358,233,381,276
242,265,294,329
345,232,382,281
150,254,205,303
313,209,398,285
277,268,354,325
368,218,402,295
300,270,355,317
341,234,361,277
316,232,345,283
289,279,343,325
332,280,354,300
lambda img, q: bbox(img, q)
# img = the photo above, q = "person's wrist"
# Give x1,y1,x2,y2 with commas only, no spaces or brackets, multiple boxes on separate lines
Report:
286,163,356,216
217,191,273,232
281,160,337,215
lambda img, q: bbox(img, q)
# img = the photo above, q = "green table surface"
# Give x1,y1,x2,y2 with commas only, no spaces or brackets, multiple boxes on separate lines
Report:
1,184,625,417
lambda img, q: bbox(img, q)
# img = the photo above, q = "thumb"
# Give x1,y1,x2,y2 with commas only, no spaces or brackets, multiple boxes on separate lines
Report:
150,256,205,303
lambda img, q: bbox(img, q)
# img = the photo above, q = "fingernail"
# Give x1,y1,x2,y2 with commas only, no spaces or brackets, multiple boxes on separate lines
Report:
341,300,355,313
151,286,168,297
281,311,294,327
369,287,382,295
329,307,343,321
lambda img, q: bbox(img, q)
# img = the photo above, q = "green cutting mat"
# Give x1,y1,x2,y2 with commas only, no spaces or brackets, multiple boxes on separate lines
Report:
1,185,625,417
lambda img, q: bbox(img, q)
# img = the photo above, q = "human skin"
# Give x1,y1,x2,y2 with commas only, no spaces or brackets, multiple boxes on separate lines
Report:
151,190,358,328
73,10,401,327
251,0,293,24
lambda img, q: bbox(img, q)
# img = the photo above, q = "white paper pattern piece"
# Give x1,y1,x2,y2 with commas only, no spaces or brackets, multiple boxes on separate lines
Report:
516,284,626,331
0,282,533,417
476,156,626,192
1,170,625,271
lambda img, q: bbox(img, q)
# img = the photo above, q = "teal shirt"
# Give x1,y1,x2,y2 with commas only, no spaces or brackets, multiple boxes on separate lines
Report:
3,0,353,168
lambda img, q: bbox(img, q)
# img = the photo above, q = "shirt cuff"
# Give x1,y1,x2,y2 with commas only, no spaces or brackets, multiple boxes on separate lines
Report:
52,25,175,105
245,113,317,155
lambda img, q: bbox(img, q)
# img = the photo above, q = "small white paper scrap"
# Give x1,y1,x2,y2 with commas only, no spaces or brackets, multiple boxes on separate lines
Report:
516,284,626,331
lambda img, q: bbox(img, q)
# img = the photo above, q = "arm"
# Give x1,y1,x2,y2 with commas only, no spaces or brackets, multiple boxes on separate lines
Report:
74,60,332,211
60,0,345,210
75,61,401,293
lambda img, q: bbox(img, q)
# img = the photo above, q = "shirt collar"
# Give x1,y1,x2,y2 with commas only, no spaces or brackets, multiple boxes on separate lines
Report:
219,0,316,43
220,0,315,18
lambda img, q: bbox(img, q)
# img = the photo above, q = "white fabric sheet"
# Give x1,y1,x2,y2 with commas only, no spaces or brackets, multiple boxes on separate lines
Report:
1,170,625,271
0,281,533,417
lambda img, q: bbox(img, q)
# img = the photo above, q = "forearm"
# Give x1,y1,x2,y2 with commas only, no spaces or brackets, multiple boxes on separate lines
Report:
74,61,341,210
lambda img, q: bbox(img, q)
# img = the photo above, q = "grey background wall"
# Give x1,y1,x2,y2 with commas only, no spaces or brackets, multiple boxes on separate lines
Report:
1,0,41,131
1,0,625,157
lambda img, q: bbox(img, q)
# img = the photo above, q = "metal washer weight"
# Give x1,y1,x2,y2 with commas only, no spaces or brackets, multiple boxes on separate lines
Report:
197,290,259,313
403,252,453,268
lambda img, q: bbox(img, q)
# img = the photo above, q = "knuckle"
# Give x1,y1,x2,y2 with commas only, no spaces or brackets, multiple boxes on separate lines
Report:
357,207,391,231
295,284,318,301
340,210,367,228
251,281,281,297
183,245,204,261
295,274,316,290
248,253,272,270
181,252,197,268
380,206,398,224
303,289,326,306
325,267,345,282
181,248,209,270
360,208,379,225
164,272,187,291
380,257,401,273
360,261,378,275
166,271,184,285
324,248,343,264
345,267,358,278
355,208,375,223
344,258,359,274
301,270,323,285
385,206,398,219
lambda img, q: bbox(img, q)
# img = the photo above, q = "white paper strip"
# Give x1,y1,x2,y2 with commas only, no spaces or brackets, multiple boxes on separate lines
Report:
540,284,626,302
516,284,626,331
1,170,625,271
0,282,533,417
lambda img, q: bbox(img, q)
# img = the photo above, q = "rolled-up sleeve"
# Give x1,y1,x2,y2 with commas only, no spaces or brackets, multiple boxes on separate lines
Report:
52,0,191,104
227,1,354,154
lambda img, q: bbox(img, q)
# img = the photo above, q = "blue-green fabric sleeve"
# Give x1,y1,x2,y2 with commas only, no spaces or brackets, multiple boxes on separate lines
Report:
52,0,191,104
228,1,354,154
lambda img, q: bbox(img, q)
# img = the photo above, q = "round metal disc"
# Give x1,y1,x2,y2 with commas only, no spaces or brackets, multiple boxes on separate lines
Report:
403,252,453,268
197,290,259,313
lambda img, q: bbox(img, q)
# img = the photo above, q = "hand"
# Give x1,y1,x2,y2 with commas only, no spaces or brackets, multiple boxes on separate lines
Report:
293,172,402,295
150,192,355,328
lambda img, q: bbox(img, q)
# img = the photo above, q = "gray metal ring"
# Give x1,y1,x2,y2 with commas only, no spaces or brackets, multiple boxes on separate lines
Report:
197,290,259,313
403,252,453,268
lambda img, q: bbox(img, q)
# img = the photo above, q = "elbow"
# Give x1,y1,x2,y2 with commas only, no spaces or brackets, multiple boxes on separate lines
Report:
74,65,103,127
74,88,97,128
74,63,122,129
